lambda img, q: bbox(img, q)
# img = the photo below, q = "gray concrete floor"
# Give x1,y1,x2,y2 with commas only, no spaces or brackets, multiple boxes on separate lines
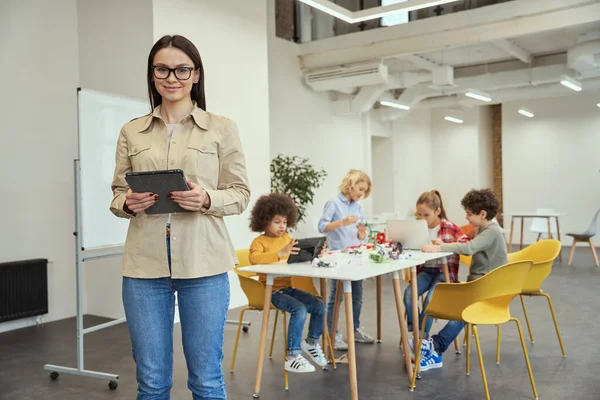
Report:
1,246,599,400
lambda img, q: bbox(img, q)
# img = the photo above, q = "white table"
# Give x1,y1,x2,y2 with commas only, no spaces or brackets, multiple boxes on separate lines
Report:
240,251,452,400
503,212,566,260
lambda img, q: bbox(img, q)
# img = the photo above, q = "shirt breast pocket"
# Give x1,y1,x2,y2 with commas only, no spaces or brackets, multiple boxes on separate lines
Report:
127,141,152,171
186,142,219,182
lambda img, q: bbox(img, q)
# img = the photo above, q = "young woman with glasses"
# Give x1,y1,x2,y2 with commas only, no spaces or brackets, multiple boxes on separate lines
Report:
110,34,250,399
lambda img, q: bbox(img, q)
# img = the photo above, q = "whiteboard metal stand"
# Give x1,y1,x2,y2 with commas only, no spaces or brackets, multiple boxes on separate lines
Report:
44,160,122,390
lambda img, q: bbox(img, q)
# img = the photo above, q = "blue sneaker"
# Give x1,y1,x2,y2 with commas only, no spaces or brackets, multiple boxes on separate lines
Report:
419,347,443,372
408,338,434,360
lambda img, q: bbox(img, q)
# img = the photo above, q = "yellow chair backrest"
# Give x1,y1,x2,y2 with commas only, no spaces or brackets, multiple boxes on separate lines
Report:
233,249,266,309
460,255,472,267
507,239,561,293
425,261,533,324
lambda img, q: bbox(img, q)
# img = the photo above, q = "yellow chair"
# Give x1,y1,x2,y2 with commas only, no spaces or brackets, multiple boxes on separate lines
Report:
230,249,290,389
230,250,335,389
459,254,472,267
502,239,566,360
410,261,539,400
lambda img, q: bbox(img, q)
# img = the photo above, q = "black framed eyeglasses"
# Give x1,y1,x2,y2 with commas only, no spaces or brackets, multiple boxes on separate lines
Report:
152,65,195,80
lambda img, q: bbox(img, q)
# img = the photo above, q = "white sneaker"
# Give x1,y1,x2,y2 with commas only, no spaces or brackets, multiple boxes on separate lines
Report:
334,333,348,351
284,354,315,373
354,327,375,344
301,340,327,367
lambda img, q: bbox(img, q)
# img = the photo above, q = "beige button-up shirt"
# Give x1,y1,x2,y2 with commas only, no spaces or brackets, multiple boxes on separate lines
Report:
110,104,250,279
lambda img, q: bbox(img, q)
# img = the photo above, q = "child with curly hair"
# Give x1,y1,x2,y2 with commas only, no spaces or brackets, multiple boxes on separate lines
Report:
249,193,327,373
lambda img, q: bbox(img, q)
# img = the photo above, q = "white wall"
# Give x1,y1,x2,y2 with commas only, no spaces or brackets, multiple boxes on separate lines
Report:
503,92,600,245
154,0,271,308
391,109,434,218
0,0,80,332
267,33,367,238
77,0,153,102
430,106,494,224
371,136,395,214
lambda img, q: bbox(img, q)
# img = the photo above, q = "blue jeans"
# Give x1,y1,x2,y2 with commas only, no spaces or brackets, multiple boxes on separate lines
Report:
431,320,466,354
326,279,363,333
271,287,325,356
403,268,445,337
123,231,230,399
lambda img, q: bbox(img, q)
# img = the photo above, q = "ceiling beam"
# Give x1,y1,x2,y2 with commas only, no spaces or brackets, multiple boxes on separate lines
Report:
492,39,532,64
407,55,441,71
299,0,600,70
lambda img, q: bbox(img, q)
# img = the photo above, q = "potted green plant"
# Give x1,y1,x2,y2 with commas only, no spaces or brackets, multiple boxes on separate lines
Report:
270,154,327,224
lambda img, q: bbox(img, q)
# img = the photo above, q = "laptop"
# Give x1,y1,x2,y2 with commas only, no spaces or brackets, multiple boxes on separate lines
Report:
386,219,430,250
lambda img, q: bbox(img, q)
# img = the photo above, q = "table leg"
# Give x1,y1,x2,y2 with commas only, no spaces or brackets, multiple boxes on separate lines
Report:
520,217,524,250
320,278,328,355
556,217,562,261
376,276,382,343
410,267,419,347
508,217,514,252
547,217,553,239
253,275,274,398
332,280,343,340
392,271,414,382
343,281,359,400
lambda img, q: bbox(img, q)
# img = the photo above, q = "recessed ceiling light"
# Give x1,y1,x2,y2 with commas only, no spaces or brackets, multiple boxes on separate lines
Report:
298,0,460,24
518,108,534,118
465,90,492,102
380,100,410,110
444,116,463,124
560,75,582,92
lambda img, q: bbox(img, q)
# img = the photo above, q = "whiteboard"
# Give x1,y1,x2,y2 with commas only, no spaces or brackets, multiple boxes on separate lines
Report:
78,89,150,250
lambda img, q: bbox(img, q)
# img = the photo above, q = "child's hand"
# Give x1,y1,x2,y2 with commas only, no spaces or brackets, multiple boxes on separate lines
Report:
342,215,358,226
357,223,367,234
431,238,444,245
277,239,300,259
421,244,441,252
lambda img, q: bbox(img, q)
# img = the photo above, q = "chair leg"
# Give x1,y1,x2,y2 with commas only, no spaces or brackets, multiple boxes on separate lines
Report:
568,238,577,266
539,293,566,357
269,309,279,358
409,315,430,392
472,325,491,400
466,323,471,376
589,238,600,267
230,307,249,372
520,295,535,343
283,312,289,390
496,324,501,365
511,318,539,400
325,326,336,369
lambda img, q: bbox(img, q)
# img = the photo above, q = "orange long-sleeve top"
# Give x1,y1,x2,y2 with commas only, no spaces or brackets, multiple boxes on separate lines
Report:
249,233,293,292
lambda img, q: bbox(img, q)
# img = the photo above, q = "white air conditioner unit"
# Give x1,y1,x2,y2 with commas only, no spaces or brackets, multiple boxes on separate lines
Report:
305,63,389,92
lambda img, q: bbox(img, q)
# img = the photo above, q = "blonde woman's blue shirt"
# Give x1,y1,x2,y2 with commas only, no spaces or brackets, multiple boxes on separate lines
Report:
318,193,364,251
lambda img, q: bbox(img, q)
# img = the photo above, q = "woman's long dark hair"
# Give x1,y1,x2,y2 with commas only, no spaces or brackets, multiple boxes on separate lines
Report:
146,35,206,111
